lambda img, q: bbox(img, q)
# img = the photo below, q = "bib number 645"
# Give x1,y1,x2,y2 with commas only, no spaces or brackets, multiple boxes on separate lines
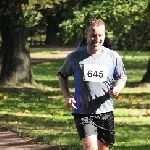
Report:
87,70,103,78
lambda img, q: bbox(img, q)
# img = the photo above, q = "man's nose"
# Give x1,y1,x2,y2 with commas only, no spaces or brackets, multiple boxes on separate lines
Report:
95,35,100,40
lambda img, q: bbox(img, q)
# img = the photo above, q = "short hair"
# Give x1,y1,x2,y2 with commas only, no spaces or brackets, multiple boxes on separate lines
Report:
86,18,105,31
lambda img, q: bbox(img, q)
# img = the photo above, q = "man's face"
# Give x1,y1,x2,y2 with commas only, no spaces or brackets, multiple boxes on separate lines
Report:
86,25,105,50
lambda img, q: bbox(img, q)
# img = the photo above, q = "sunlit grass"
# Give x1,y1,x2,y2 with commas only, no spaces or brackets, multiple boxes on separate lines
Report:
30,47,61,58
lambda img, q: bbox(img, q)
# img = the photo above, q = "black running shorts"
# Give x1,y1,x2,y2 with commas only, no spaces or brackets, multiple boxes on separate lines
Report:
73,111,115,145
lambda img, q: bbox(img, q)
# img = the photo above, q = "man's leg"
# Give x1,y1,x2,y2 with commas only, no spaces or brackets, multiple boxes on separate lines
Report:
98,140,109,150
82,135,98,150
74,114,99,150
96,112,114,150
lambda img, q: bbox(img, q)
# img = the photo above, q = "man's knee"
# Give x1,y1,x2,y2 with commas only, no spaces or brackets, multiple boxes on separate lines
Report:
82,135,98,150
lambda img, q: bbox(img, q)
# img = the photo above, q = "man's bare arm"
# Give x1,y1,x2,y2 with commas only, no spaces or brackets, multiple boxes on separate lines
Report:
58,75,77,109
58,75,70,100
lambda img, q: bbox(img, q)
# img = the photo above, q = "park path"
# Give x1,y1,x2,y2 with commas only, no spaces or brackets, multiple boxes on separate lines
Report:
31,49,73,65
0,50,73,150
0,127,50,150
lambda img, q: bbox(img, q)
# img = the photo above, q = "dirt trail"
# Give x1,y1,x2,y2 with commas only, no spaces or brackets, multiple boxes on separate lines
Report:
0,127,51,150
31,50,73,65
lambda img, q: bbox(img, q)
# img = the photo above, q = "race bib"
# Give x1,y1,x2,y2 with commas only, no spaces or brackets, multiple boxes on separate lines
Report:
83,64,108,82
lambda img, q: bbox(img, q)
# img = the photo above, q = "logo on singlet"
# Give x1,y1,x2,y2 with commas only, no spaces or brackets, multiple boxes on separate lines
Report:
83,64,108,82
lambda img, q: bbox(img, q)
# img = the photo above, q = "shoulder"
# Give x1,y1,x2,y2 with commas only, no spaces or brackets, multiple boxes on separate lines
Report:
103,46,120,58
66,49,86,60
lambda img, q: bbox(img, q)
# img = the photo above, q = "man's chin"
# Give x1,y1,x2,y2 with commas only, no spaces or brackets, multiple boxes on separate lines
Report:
93,44,101,49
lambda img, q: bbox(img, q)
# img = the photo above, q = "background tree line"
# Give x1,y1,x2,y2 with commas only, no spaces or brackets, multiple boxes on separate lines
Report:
0,0,150,86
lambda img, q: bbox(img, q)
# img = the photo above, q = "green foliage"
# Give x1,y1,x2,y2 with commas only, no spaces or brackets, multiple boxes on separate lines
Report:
22,0,68,28
0,0,69,30
59,0,150,50
117,2,150,50
28,0,68,7
22,4,43,28
24,0,76,44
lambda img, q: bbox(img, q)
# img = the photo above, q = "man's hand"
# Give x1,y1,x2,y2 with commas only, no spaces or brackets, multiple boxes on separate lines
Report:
109,87,120,97
109,80,126,97
65,97,77,109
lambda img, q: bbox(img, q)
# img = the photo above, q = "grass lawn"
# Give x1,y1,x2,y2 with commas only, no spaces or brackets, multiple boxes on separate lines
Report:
0,48,150,150
30,47,62,58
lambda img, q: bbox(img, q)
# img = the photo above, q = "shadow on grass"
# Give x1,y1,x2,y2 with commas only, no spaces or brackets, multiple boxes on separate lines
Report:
0,114,74,129
125,82,150,88
123,59,148,70
35,79,75,88
125,82,141,87
114,92,150,109
110,124,150,150
110,145,150,150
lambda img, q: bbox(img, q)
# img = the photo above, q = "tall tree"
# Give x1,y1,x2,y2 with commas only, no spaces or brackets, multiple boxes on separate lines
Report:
42,0,77,46
0,0,68,85
0,0,34,85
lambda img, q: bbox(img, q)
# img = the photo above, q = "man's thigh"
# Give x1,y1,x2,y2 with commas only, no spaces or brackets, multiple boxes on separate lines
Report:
74,114,98,139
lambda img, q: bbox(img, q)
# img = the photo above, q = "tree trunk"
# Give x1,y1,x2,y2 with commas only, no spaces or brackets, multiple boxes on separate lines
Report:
0,9,34,85
141,58,150,83
45,15,63,46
